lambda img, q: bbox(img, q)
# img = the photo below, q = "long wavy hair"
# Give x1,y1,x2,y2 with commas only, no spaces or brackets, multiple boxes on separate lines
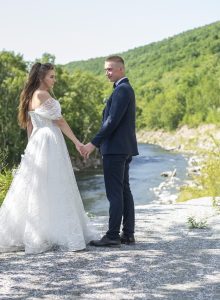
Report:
18,62,54,128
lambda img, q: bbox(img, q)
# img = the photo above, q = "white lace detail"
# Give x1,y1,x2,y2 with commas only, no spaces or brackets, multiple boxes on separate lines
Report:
0,98,99,254
34,98,62,120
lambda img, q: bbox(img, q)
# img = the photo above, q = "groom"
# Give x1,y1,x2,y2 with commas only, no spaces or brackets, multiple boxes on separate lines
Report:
82,55,138,247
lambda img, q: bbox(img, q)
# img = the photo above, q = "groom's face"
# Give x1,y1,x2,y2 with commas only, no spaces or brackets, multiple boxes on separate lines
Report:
104,61,124,83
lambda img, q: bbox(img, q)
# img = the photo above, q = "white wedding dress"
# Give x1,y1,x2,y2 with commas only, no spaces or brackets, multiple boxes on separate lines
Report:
0,98,97,254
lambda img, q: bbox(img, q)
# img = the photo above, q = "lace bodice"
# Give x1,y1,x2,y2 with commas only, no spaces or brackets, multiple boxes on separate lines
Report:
28,98,62,128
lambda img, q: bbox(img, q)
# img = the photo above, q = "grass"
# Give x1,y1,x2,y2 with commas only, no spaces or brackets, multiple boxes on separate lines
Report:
187,216,208,229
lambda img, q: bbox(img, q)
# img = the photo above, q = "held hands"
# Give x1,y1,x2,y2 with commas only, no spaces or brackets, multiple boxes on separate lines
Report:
81,142,95,159
75,142,95,159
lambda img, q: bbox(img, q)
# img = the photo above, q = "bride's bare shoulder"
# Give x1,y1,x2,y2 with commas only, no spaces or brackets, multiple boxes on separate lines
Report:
29,90,52,111
33,90,51,102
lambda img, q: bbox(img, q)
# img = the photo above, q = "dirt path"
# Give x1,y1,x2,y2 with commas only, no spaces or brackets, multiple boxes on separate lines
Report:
0,199,219,300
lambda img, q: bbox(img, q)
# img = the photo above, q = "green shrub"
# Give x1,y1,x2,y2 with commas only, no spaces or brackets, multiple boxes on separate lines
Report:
187,216,208,229
0,149,13,206
0,169,13,206
0,149,8,172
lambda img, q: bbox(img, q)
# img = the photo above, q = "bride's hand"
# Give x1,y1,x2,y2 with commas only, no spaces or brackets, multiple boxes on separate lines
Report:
75,142,85,156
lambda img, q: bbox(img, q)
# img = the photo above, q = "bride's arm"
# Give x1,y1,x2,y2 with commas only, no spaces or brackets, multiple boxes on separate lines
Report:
54,118,83,150
27,118,33,140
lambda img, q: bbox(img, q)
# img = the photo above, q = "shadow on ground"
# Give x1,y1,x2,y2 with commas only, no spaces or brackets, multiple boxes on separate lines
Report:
0,206,219,300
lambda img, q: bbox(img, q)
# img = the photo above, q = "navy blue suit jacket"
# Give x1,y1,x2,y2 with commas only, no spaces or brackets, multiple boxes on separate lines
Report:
91,78,139,156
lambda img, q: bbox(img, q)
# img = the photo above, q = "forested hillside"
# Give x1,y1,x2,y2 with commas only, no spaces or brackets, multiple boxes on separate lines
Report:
65,21,220,129
1,21,220,166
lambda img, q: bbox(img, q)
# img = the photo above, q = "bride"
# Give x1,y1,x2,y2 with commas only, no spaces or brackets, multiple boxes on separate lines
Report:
0,62,97,254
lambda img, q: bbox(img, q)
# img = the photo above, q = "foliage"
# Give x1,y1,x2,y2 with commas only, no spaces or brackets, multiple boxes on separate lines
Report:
59,70,104,157
187,216,208,229
65,21,220,130
0,148,8,172
0,152,13,206
0,51,106,167
0,51,27,164
0,169,13,206
36,52,56,64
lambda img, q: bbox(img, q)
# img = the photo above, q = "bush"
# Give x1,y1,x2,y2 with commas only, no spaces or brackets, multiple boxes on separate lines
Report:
0,149,13,206
0,169,13,206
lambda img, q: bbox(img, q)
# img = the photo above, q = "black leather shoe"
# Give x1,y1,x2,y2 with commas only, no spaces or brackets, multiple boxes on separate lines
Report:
89,235,121,247
120,234,135,245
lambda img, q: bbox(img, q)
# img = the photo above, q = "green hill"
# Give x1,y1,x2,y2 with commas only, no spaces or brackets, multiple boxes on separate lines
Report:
1,21,220,167
65,21,220,129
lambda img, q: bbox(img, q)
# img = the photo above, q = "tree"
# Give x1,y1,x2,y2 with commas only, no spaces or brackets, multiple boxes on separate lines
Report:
0,51,27,165
60,70,104,157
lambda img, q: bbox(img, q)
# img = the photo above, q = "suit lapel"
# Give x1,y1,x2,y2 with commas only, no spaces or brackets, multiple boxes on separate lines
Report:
102,79,129,123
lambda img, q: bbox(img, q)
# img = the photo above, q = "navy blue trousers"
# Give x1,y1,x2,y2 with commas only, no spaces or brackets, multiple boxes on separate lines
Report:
103,154,135,239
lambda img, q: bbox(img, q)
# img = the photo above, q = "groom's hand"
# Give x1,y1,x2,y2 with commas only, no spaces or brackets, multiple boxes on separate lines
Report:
82,143,95,159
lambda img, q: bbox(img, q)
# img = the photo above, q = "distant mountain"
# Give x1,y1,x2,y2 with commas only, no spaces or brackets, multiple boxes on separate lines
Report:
64,21,220,129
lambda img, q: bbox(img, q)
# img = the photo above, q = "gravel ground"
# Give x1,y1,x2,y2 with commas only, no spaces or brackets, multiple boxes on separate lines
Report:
0,198,219,300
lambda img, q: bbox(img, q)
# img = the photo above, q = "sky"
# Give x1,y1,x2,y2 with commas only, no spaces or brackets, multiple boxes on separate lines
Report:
0,0,219,64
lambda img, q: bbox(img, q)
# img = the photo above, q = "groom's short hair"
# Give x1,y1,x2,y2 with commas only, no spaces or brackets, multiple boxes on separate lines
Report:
105,55,124,66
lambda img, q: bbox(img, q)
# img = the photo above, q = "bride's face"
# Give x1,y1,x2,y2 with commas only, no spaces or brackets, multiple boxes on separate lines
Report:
42,70,56,90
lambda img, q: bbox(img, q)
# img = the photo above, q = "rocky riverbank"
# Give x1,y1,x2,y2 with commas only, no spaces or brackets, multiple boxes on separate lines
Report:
137,124,220,206
137,124,220,153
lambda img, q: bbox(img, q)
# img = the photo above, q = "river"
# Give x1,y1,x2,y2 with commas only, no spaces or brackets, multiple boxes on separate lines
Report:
75,144,188,216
